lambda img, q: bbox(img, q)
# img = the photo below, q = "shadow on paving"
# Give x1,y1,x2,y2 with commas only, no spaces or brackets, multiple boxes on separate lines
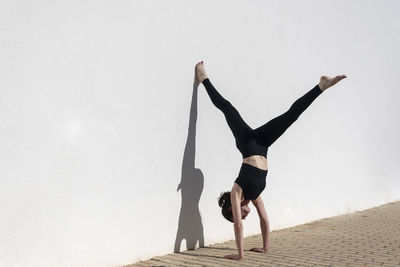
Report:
125,201,400,266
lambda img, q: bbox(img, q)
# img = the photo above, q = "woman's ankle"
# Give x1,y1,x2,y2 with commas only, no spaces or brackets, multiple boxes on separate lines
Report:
200,76,209,83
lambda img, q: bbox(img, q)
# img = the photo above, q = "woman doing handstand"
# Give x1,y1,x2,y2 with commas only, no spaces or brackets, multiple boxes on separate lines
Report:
195,60,347,260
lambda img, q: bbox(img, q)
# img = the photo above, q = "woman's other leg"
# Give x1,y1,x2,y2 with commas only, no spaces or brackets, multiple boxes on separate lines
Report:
202,78,251,139
253,84,323,147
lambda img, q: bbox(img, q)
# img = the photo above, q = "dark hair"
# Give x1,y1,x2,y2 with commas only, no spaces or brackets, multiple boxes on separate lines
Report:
218,191,233,223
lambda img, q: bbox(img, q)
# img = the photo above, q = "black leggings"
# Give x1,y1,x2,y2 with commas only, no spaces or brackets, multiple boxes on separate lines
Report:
202,78,323,148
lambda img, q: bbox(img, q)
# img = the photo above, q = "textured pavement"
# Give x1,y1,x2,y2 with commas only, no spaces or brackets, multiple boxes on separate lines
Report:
125,201,400,266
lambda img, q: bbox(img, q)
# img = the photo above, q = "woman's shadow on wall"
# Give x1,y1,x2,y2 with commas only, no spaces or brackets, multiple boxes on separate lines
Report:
174,76,205,253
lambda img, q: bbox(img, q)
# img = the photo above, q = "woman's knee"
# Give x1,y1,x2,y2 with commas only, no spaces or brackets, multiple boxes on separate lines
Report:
217,99,233,111
286,108,300,122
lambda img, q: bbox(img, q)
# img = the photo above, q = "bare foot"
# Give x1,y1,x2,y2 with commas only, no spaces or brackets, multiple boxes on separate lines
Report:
318,74,347,91
195,61,209,83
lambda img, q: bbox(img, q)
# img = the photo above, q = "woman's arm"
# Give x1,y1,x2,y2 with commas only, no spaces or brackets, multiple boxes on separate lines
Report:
251,197,270,252
224,184,244,260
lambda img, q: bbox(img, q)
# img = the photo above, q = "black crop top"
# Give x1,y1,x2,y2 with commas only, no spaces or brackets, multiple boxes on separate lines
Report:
235,163,268,200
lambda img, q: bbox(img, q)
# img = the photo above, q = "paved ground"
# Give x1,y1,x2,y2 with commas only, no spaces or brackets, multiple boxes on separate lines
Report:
125,201,400,266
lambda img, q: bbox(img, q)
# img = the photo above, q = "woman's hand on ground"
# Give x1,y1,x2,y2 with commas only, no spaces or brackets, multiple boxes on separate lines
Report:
250,247,266,253
223,253,242,260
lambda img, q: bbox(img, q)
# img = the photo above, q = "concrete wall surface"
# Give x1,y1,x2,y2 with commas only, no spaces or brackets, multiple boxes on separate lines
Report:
1,0,399,266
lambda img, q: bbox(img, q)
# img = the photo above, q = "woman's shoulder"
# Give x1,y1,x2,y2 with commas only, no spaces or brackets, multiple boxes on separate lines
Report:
232,182,243,192
232,183,245,201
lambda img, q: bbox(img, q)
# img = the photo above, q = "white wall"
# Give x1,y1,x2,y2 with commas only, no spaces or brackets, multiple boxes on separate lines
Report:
1,0,399,266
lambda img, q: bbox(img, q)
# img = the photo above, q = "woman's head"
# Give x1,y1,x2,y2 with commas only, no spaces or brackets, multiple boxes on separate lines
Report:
218,191,251,222
218,191,233,222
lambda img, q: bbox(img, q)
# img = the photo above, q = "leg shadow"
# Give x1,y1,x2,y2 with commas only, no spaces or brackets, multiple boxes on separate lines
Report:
174,79,205,253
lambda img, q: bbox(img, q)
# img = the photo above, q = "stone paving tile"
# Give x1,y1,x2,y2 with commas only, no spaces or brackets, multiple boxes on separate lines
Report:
124,201,400,267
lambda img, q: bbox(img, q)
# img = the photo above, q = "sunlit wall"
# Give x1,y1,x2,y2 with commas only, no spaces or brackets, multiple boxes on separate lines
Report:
1,0,399,266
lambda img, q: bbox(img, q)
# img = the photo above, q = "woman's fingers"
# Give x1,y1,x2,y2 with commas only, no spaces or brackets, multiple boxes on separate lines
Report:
224,253,240,260
250,247,265,253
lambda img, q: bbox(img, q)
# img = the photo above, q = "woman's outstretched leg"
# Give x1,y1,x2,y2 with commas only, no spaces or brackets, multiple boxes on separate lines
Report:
254,74,347,147
195,61,251,139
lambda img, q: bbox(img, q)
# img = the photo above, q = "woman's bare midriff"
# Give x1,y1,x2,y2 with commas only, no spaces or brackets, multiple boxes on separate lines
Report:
242,155,268,171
